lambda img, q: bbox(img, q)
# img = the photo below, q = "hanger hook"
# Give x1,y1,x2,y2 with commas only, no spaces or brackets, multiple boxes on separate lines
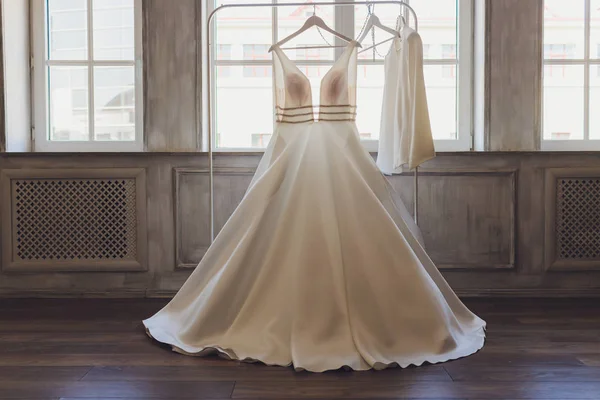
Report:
313,4,316,16
366,2,373,15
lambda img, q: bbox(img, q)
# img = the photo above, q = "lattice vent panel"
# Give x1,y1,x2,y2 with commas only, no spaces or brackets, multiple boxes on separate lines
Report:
556,178,600,260
12,179,137,262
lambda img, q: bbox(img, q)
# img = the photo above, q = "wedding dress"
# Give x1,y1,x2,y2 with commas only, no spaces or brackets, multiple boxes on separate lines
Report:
144,40,486,372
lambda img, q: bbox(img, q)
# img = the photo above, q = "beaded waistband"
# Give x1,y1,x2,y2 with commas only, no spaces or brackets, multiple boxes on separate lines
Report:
275,105,356,123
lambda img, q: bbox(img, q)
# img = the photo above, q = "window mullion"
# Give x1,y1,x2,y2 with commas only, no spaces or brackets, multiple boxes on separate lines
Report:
336,1,354,59
87,0,95,142
584,0,591,141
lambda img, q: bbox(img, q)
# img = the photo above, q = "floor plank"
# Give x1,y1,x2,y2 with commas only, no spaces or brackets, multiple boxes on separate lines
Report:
444,365,600,382
81,365,452,383
0,353,244,367
576,355,600,367
0,367,90,382
0,298,598,400
230,381,600,399
0,381,234,399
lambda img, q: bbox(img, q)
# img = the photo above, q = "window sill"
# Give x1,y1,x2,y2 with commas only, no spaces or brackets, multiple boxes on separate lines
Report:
33,141,144,153
541,141,600,152
4,150,600,158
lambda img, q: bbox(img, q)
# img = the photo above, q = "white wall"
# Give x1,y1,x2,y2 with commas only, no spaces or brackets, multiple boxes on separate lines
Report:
1,0,31,152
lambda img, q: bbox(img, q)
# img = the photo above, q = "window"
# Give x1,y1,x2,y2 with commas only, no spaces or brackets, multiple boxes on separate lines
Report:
441,44,457,78
598,44,600,76
296,45,331,77
544,44,576,77
209,0,472,151
32,0,143,152
217,44,233,77
251,133,273,147
542,0,600,149
243,45,272,77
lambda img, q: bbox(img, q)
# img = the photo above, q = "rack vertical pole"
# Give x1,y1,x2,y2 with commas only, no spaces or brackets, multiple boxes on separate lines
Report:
414,166,418,225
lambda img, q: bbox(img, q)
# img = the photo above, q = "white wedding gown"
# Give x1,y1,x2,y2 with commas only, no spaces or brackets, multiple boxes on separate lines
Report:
144,40,486,372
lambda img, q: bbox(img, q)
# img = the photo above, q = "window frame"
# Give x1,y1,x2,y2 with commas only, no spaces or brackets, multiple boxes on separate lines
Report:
31,0,144,152
542,0,600,151
208,0,474,153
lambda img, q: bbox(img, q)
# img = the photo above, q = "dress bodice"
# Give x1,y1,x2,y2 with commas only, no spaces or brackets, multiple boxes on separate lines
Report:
272,41,358,124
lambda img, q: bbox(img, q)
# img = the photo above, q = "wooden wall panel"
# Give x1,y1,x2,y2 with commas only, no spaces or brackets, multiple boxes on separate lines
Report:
416,172,516,269
143,0,199,151
487,0,543,151
386,174,415,219
0,152,599,297
174,167,254,269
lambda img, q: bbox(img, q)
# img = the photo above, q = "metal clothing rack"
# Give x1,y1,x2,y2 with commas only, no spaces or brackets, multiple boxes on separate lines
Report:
206,1,420,242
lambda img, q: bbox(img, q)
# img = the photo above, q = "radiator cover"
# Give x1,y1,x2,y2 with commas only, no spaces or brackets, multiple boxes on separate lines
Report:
1,169,147,272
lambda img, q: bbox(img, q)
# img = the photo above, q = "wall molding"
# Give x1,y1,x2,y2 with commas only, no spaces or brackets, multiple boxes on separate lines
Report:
173,166,256,269
455,288,600,298
399,169,517,271
0,153,599,297
129,288,600,299
0,289,149,298
3,288,600,299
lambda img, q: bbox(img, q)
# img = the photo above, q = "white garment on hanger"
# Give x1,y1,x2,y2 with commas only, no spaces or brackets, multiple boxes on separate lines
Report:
377,26,435,174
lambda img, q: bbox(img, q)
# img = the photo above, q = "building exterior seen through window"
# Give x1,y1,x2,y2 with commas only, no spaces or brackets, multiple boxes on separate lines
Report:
33,0,142,151
212,0,464,150
543,0,600,146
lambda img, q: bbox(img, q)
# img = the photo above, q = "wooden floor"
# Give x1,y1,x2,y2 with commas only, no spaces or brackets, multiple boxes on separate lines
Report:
0,298,599,399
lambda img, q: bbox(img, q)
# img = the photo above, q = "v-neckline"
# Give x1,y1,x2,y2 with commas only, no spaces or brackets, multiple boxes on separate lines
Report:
272,40,358,91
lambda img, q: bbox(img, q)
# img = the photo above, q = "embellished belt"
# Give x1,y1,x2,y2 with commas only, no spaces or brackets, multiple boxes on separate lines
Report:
275,105,357,124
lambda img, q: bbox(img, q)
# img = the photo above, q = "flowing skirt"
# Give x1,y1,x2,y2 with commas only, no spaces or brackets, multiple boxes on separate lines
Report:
144,121,485,372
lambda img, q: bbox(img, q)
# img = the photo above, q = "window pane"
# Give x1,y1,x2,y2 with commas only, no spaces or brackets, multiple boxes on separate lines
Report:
298,64,335,107
216,44,233,78
354,1,457,62
590,65,600,139
544,0,585,60
242,44,271,77
277,1,335,61
355,64,457,141
410,0,457,54
592,0,600,59
215,66,273,148
424,65,457,140
214,0,272,62
49,66,89,141
48,0,88,60
93,0,135,60
354,4,401,61
94,66,135,141
356,65,385,140
543,64,584,140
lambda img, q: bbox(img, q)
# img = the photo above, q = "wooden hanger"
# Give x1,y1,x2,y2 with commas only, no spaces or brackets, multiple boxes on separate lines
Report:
356,13,400,45
268,7,359,53
358,12,405,55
